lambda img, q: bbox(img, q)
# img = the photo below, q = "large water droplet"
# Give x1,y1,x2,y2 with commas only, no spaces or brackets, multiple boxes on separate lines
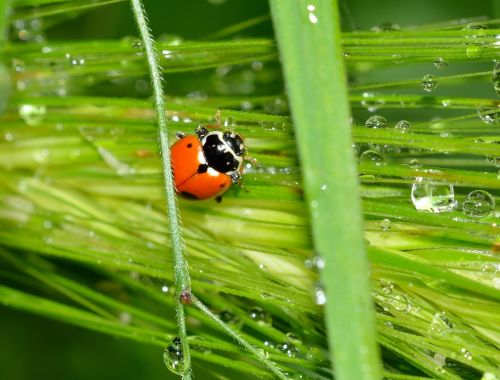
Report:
421,74,438,92
411,178,456,212
365,114,388,129
463,190,495,218
163,337,184,375
428,312,453,337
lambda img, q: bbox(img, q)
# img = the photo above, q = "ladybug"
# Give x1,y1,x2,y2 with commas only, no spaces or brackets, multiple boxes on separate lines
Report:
171,125,246,201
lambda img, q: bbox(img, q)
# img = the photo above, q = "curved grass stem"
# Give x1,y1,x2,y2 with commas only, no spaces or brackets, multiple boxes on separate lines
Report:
129,0,192,378
191,295,288,380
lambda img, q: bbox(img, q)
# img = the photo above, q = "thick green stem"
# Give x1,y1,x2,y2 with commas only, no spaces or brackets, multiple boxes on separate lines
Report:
129,0,191,378
269,1,381,379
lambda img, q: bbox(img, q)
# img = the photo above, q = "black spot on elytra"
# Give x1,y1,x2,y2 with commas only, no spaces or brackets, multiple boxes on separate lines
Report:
180,191,199,200
187,143,193,148
219,183,225,188
197,164,208,173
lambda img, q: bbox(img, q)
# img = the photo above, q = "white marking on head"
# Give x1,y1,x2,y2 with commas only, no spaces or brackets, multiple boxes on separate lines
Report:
197,150,206,164
207,167,220,177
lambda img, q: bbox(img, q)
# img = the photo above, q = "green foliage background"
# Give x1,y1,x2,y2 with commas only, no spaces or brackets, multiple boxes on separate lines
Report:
0,0,499,379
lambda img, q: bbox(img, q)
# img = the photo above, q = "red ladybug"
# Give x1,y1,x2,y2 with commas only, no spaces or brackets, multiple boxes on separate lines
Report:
171,125,246,201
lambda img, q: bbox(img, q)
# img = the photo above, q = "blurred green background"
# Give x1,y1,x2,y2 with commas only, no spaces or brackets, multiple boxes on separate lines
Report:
1,0,498,379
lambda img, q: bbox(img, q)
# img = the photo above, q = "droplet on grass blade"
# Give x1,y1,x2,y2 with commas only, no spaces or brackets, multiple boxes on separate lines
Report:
361,92,385,112
248,307,272,325
365,114,388,129
476,106,499,124
463,190,495,218
421,74,438,92
411,178,456,213
163,337,184,375
433,57,448,69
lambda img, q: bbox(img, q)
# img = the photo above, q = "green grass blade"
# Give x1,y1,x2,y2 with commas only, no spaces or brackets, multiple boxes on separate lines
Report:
269,1,381,379
129,0,192,378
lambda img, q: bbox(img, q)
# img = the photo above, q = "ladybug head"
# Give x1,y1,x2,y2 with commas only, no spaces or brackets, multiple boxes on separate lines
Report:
222,131,246,156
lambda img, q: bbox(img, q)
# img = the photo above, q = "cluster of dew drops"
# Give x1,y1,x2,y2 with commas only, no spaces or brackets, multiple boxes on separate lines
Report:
358,25,499,222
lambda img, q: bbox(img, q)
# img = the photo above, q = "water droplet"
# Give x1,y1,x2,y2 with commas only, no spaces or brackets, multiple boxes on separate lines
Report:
411,178,456,212
371,22,400,32
277,341,299,357
365,114,388,129
460,347,473,361
219,310,240,325
463,190,495,218
18,104,46,126
476,106,499,124
394,120,411,132
361,92,385,112
493,61,500,96
119,312,132,324
307,4,318,24
66,53,85,66
43,220,53,229
421,74,438,92
161,285,169,293
314,284,326,305
263,97,288,114
32,148,51,164
248,307,272,325
390,294,410,312
164,337,184,375
385,321,394,328
380,279,394,295
360,149,384,164
433,57,448,69
482,372,498,380
409,159,421,169
380,218,392,231
304,255,325,270
428,311,453,337
463,24,487,58
441,99,452,107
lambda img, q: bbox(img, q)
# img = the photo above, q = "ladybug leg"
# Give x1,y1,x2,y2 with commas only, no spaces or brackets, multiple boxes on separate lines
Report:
230,172,241,184
215,109,221,128
195,125,209,139
244,156,257,165
215,196,223,203
175,131,185,139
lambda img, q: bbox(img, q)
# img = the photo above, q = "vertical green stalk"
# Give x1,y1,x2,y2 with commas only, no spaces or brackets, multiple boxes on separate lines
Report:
129,1,191,378
269,1,381,379
0,0,9,43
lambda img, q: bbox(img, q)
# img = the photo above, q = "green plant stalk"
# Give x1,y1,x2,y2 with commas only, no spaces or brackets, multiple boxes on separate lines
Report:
269,1,381,380
129,0,191,378
0,0,10,43
191,296,288,380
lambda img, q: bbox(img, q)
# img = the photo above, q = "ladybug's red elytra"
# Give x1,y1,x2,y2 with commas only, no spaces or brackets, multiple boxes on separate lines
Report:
171,125,246,201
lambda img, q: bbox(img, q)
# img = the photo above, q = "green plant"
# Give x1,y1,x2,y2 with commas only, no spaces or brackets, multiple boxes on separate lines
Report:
0,1,499,379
